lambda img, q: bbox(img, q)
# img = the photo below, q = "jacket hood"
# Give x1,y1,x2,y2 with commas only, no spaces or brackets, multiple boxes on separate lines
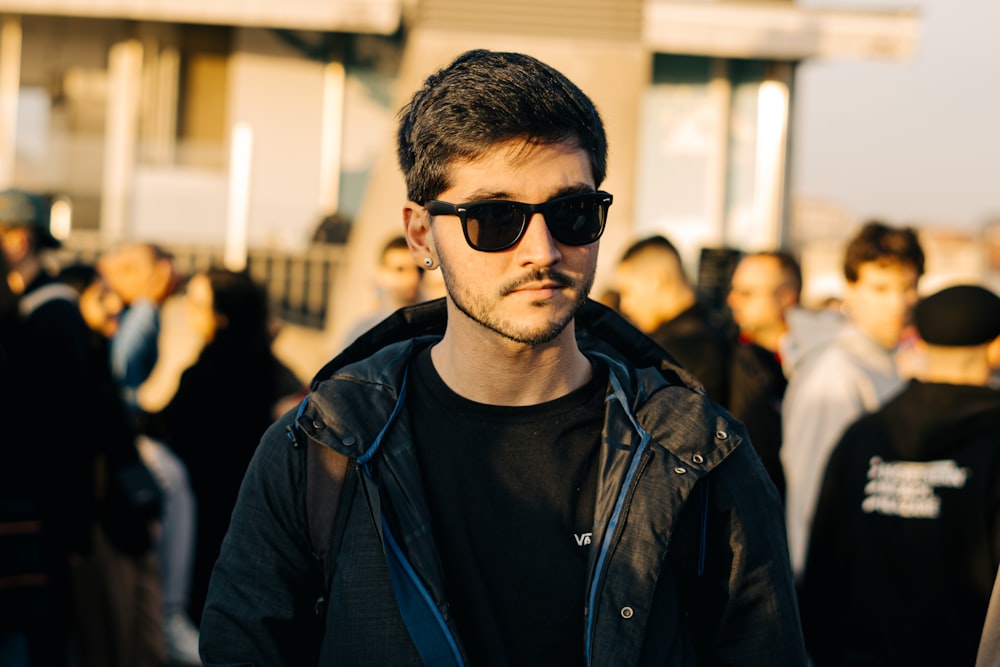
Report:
780,306,845,378
877,380,1000,459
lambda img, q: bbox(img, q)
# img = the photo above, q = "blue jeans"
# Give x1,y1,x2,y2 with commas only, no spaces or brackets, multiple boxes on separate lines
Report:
138,436,196,615
0,631,30,667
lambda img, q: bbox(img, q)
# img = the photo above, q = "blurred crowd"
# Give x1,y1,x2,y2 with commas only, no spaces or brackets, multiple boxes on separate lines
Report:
0,189,306,667
1,184,999,666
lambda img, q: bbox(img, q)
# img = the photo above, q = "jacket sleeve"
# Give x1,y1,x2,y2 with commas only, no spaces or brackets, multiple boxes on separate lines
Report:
693,435,809,666
200,411,325,666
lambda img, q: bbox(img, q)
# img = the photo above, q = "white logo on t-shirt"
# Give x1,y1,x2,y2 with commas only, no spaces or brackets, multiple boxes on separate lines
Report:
574,532,592,546
861,456,969,519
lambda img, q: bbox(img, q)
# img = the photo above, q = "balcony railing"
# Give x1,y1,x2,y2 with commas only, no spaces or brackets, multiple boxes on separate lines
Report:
50,232,345,330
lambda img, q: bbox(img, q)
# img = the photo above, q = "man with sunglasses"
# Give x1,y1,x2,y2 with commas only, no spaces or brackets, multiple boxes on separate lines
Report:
200,49,805,666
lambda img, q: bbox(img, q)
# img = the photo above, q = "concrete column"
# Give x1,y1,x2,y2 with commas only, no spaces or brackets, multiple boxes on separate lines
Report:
750,60,793,250
101,38,143,244
0,15,22,189
707,58,732,246
319,59,346,216
140,41,180,165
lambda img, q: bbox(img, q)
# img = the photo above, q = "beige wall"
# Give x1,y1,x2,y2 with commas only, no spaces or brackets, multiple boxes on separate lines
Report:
227,27,326,249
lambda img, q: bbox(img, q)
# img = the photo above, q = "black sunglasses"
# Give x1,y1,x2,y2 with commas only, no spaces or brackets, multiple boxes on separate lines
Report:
425,191,613,252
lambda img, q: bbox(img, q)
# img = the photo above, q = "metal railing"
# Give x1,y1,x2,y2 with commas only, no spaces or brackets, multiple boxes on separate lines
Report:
50,233,346,330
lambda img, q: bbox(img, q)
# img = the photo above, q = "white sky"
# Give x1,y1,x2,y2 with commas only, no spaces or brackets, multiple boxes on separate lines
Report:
791,0,1000,229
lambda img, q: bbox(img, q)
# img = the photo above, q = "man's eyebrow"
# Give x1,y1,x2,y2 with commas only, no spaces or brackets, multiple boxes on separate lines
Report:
458,184,596,203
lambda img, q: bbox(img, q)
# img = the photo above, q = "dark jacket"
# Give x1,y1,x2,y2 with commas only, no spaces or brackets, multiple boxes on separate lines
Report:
142,325,303,624
647,302,731,405
801,380,1000,666
201,299,805,666
727,339,787,500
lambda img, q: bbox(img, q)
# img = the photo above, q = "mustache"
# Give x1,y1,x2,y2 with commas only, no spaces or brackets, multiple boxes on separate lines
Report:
499,268,575,296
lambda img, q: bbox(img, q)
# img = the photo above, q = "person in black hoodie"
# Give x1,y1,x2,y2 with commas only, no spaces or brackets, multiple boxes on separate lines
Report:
142,267,304,626
613,234,732,404
0,189,164,667
801,284,1000,666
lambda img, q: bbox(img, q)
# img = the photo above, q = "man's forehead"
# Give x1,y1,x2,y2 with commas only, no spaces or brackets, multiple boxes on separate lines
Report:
854,259,919,283
736,261,780,285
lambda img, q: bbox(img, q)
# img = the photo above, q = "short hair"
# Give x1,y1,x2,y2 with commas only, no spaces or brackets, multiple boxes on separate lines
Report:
380,235,410,258
396,49,608,204
620,234,682,265
202,268,272,351
743,250,803,297
57,262,100,295
843,221,925,283
143,242,173,263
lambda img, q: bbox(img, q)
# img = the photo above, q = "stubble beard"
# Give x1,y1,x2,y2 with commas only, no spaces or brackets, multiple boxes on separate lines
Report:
441,265,595,346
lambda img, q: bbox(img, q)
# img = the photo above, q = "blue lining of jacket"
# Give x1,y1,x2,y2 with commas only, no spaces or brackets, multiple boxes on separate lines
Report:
584,368,653,665
358,366,466,666
381,515,465,666
357,366,410,468
582,359,713,663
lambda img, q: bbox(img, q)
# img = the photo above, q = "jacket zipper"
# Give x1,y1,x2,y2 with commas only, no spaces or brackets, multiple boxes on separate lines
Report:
584,440,653,665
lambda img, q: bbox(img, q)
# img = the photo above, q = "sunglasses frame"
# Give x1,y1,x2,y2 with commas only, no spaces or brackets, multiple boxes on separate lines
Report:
425,191,613,252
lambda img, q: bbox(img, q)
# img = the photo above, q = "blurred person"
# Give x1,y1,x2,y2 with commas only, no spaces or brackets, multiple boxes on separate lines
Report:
978,566,1000,667
614,234,731,403
725,250,802,500
55,264,168,667
65,252,202,667
142,267,305,627
0,187,166,667
98,242,179,409
781,221,925,580
727,251,801,355
200,49,805,665
800,284,1000,666
338,234,424,349
1,188,82,666
0,248,45,667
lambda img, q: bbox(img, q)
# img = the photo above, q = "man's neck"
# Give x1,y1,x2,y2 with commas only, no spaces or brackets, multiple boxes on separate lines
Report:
748,323,788,354
661,288,696,323
430,322,592,407
923,347,992,386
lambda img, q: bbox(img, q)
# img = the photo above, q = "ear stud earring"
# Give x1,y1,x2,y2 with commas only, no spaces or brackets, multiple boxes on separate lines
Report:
423,258,434,268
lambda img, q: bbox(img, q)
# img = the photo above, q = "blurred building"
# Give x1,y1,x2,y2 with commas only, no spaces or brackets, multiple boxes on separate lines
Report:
0,0,919,347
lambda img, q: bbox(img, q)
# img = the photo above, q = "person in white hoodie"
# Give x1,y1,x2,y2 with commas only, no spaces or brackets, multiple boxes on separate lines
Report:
781,221,924,581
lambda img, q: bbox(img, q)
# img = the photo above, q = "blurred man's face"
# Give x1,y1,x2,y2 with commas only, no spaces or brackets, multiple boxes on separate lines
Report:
377,247,422,307
80,277,123,339
727,256,796,344
613,261,661,334
844,260,919,349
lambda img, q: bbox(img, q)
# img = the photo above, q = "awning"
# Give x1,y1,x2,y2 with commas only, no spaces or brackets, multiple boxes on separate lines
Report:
0,0,402,34
643,1,919,61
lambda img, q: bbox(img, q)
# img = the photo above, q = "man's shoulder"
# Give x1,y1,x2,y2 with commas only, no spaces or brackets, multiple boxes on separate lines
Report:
20,281,79,318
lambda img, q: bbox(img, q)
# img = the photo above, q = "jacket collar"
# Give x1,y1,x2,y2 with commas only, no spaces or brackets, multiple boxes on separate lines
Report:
311,297,703,393
301,297,736,469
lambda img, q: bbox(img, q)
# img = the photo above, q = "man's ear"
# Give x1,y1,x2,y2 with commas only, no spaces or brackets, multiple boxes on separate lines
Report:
403,202,436,263
777,285,799,311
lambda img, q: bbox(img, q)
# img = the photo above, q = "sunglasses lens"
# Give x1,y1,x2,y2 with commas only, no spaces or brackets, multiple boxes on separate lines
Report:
464,203,527,251
546,194,607,245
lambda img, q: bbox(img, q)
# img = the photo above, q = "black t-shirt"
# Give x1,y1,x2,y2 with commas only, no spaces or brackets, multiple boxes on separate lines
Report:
409,347,607,666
